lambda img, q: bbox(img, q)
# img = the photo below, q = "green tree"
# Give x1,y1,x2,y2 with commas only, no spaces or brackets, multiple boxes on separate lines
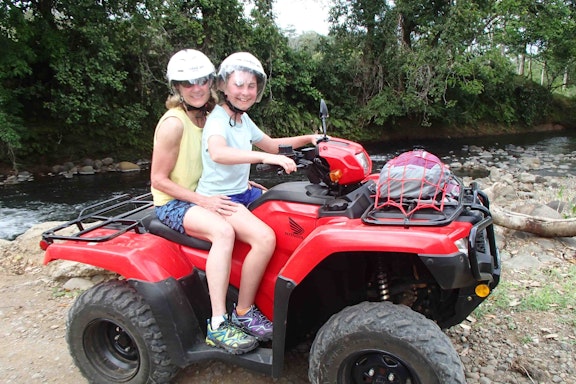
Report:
0,0,256,166
0,0,54,164
2,0,575,170
495,0,576,90
320,0,563,136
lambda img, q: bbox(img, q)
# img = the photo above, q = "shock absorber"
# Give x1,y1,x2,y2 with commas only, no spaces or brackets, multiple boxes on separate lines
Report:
376,259,390,301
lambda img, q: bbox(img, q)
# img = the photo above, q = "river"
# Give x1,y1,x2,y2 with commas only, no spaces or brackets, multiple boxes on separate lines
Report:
2,130,576,241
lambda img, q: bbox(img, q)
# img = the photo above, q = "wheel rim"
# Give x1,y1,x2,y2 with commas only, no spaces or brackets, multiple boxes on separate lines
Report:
84,318,140,381
342,350,417,384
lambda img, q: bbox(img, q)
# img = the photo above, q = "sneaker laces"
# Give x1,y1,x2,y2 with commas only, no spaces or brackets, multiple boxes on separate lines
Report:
248,306,272,326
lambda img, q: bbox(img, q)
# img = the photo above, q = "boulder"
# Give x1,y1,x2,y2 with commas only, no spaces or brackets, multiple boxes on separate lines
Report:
117,161,141,172
78,165,96,175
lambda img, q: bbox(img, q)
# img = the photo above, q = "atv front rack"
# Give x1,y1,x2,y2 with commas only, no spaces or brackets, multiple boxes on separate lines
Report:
41,193,154,245
362,182,491,227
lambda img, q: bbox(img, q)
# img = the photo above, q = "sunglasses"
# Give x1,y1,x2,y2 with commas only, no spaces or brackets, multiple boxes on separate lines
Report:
176,76,213,88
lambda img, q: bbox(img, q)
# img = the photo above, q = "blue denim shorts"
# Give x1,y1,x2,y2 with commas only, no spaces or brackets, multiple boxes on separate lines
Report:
155,199,196,234
229,187,263,206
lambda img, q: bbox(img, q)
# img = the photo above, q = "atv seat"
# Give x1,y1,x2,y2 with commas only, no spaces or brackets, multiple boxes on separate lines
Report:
148,217,211,251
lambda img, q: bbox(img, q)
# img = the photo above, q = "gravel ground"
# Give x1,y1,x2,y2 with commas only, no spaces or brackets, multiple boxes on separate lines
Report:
1,236,574,384
448,264,576,384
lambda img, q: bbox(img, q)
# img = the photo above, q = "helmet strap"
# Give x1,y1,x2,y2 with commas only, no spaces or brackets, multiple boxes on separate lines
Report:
179,97,208,127
184,101,207,114
224,96,248,127
180,96,207,114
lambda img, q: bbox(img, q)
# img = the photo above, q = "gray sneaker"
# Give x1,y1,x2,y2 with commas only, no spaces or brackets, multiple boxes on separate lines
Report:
231,305,273,342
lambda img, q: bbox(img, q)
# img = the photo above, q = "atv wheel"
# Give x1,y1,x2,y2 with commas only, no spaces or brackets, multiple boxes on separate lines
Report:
309,301,465,384
66,280,179,384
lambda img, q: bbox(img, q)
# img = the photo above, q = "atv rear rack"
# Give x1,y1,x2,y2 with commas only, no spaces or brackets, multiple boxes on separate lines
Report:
41,193,154,245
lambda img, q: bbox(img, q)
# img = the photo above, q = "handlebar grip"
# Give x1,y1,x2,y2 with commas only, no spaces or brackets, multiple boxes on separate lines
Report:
256,163,280,173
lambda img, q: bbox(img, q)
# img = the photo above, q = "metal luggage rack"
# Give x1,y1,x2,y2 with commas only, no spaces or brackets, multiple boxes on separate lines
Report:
42,193,154,244
362,182,489,227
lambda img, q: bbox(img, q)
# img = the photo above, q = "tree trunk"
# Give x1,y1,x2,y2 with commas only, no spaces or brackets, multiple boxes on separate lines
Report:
491,207,576,237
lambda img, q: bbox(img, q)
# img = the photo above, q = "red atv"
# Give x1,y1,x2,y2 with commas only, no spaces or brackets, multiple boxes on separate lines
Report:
40,101,500,384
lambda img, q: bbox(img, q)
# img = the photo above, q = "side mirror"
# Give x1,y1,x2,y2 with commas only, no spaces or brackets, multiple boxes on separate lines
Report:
319,99,329,119
319,99,329,140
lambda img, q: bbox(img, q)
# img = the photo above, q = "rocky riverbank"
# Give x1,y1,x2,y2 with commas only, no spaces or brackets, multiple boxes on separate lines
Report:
1,144,576,383
0,157,150,185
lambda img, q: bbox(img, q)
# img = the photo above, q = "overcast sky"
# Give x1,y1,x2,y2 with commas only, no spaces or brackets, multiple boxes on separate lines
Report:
273,0,330,35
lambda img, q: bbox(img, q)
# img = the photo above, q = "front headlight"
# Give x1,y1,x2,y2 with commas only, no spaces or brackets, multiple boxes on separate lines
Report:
454,238,469,254
355,152,370,174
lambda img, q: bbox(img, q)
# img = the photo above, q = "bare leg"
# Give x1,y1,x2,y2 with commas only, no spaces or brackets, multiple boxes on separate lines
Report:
224,205,275,309
183,205,235,317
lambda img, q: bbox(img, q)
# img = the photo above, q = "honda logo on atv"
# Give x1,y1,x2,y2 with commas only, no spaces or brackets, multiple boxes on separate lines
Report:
286,217,304,238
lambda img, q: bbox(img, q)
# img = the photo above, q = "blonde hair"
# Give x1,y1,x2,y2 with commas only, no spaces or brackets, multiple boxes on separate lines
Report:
165,85,219,111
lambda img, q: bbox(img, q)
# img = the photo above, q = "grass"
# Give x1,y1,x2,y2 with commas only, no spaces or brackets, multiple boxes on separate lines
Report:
473,264,576,322
555,187,576,219
519,265,576,312
51,286,81,298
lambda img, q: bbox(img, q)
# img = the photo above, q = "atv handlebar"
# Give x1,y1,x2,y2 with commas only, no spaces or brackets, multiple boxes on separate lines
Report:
255,146,315,175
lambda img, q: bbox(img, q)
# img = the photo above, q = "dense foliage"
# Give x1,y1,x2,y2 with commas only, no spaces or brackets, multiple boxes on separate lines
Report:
1,0,576,169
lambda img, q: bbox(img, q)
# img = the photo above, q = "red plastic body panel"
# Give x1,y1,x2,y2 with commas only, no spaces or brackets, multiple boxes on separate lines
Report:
318,138,372,184
278,217,472,286
44,230,195,281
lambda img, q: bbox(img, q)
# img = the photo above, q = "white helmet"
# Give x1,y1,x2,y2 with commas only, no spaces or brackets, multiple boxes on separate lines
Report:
166,49,215,84
217,52,267,102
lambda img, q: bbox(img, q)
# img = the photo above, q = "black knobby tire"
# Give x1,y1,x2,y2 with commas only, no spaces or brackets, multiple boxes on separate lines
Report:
308,301,466,384
66,280,180,384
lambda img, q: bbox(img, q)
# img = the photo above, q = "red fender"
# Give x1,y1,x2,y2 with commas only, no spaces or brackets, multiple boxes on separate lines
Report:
279,219,471,285
43,229,194,282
